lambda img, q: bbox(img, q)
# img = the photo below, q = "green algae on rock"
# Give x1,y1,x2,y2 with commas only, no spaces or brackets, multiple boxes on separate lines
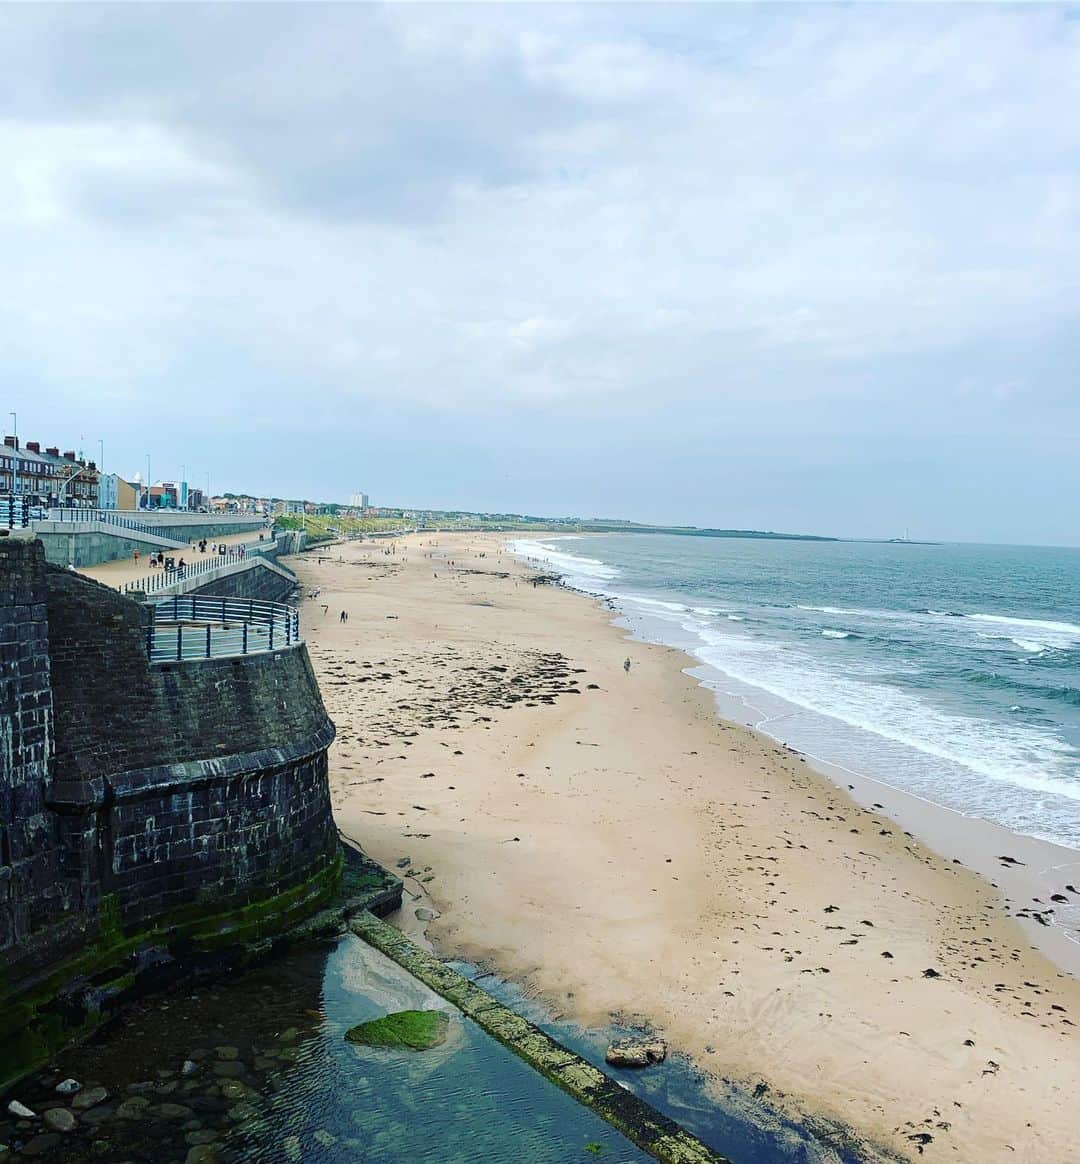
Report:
344,1010,450,1051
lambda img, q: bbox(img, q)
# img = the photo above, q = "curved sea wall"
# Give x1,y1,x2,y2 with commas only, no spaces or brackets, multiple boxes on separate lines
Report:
0,537,340,1085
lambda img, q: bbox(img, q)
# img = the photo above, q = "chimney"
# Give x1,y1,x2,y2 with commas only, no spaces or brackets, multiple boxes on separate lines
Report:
63,451,76,461
4,436,17,449
25,441,40,454
46,447,59,457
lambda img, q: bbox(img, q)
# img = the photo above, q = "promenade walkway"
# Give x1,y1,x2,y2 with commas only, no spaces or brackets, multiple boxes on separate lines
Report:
77,531,270,590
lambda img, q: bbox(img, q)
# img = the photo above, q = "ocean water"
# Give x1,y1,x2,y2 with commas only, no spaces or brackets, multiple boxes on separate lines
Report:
509,534,1080,851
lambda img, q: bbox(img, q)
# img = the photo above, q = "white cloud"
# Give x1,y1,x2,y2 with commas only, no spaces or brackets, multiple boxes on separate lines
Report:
1,4,1078,539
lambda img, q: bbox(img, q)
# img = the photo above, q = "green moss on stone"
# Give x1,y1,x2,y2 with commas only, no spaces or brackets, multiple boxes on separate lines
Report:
344,1010,450,1051
0,851,346,1089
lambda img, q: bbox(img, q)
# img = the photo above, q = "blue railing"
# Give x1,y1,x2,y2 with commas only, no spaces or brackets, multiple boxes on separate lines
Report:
146,595,301,662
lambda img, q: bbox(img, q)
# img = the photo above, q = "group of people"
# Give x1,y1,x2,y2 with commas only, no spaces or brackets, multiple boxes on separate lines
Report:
145,552,186,572
190,540,238,557
133,538,246,575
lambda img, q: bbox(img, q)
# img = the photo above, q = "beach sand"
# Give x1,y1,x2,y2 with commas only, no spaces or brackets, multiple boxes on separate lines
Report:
296,532,1080,1163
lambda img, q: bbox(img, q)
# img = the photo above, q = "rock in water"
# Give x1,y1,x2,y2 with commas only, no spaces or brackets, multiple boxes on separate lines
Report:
72,1087,108,1111
54,1079,81,1096
7,1100,37,1119
344,1010,450,1051
43,1108,77,1133
605,1037,668,1068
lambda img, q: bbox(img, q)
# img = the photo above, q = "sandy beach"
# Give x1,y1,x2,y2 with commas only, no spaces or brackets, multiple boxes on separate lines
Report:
295,532,1080,1163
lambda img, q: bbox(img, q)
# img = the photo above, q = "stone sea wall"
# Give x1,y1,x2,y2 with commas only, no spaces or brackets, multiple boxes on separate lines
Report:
0,538,341,1086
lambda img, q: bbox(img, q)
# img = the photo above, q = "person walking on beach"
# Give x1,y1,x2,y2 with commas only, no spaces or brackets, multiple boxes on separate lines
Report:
340,610,348,623
624,657,631,674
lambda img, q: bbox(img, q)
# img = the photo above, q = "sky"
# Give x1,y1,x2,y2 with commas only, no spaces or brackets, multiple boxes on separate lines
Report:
2,4,1079,545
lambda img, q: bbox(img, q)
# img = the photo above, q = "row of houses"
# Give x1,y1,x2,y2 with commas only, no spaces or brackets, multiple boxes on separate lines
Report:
1,436,208,512
0,437,100,508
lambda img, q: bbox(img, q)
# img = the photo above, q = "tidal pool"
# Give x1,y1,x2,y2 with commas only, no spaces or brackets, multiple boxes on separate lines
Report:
1,935,653,1163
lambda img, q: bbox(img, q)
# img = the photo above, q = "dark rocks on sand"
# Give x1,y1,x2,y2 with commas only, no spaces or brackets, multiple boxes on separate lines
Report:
604,1037,667,1068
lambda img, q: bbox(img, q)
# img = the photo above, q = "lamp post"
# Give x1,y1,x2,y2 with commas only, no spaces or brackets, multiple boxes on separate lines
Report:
97,439,104,509
145,454,151,509
180,464,186,511
9,411,16,501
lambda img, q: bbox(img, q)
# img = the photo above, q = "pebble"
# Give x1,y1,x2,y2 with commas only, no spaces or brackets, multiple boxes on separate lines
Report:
214,1046,240,1061
72,1086,109,1110
181,1060,199,1077
115,1096,152,1119
185,1147,217,1164
7,1100,37,1119
212,1061,246,1078
43,1108,77,1133
54,1078,81,1096
218,1080,250,1102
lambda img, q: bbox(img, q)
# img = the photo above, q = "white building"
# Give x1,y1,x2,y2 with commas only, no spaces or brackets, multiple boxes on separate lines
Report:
97,472,120,509
349,491,369,509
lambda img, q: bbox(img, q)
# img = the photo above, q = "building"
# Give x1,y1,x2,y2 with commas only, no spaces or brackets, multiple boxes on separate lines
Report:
116,477,139,510
1,438,99,508
349,491,369,509
273,500,306,516
98,473,118,510
97,473,140,510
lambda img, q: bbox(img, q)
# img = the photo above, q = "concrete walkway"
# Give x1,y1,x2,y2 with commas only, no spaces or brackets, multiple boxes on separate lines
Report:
77,531,273,589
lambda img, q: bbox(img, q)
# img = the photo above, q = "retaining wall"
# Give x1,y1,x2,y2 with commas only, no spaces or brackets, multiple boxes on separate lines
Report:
34,525,183,568
0,540,340,1084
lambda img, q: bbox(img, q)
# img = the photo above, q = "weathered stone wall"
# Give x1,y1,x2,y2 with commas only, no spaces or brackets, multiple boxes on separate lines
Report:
45,567,322,785
0,541,340,1083
0,538,81,976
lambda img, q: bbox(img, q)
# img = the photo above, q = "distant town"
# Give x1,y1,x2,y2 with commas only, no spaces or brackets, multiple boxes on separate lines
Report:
2,431,841,542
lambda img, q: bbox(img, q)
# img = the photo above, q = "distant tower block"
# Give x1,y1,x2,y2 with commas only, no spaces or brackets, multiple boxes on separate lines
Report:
349,492,369,509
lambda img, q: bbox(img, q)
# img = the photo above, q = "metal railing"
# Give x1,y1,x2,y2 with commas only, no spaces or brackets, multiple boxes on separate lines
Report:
46,507,190,541
120,543,272,595
146,595,301,662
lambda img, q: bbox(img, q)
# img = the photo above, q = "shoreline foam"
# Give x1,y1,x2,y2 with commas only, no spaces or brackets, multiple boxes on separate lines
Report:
512,532,1080,966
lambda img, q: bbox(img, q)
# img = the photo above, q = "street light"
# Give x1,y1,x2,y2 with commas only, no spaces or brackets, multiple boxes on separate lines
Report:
9,411,16,500
145,454,151,509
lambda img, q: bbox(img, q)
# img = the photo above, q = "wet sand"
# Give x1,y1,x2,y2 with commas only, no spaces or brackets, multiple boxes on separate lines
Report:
296,532,1080,1163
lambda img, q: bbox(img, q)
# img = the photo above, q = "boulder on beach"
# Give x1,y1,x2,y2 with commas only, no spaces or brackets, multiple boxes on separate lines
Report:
344,1010,450,1051
605,1036,667,1068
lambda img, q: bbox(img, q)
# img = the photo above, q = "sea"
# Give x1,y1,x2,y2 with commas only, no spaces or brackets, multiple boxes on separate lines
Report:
508,534,1080,852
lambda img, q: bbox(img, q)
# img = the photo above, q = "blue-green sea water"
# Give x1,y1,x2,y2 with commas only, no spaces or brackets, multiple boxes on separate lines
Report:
510,535,1080,851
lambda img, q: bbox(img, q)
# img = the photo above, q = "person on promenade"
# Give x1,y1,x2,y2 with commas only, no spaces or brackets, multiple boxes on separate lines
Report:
624,657,632,674
133,549,139,564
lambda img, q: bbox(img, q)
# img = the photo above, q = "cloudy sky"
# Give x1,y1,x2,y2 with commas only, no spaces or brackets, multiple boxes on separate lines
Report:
3,4,1078,544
